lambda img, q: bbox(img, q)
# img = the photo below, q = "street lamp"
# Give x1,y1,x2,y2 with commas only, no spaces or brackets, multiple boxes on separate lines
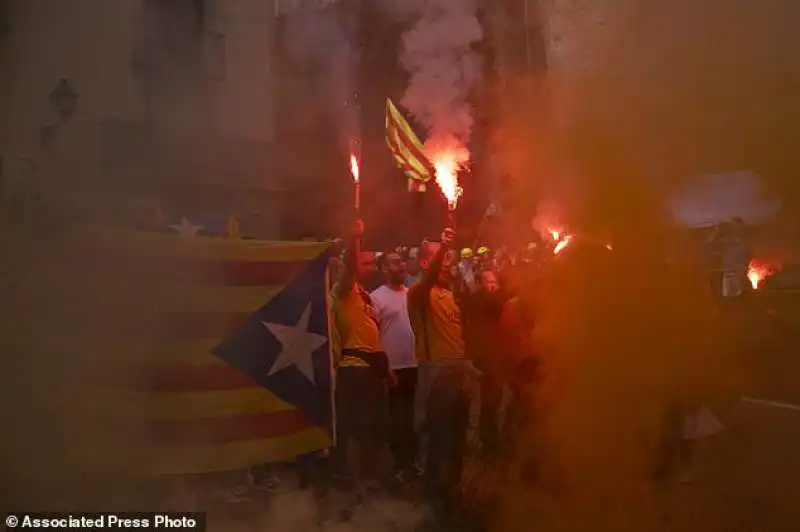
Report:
49,78,79,120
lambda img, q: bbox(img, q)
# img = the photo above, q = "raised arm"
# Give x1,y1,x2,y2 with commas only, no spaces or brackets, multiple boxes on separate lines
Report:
336,219,364,297
419,227,455,296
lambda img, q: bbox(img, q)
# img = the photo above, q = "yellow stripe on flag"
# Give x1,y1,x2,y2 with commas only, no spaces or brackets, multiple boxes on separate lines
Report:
73,276,281,314
146,387,296,420
386,98,426,147
385,98,433,184
5,229,336,483
133,428,331,476
64,229,332,475
73,227,331,261
387,125,430,180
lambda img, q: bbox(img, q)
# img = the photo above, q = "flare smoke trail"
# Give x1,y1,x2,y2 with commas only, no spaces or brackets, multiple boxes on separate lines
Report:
282,0,361,148
393,0,483,156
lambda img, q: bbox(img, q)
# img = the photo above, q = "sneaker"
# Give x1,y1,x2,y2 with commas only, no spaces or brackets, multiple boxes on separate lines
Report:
215,485,252,503
330,472,353,491
338,490,365,522
247,467,281,491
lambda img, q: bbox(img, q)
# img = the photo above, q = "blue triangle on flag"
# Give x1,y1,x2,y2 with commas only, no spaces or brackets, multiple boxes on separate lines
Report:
212,249,333,433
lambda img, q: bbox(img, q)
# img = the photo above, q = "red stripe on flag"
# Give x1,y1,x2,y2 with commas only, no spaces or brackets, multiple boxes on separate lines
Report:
385,107,436,175
106,255,309,287
170,258,304,287
147,410,314,444
140,362,258,391
386,127,425,181
158,311,252,341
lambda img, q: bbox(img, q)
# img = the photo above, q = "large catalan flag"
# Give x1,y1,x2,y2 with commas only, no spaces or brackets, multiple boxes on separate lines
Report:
75,230,334,476
385,98,436,192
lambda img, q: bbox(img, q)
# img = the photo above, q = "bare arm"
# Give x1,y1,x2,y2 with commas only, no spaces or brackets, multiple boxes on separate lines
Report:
335,220,363,297
418,228,456,304
419,243,447,295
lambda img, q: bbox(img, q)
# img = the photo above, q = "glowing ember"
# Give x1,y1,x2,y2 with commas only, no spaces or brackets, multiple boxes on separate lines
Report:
428,139,467,210
553,235,572,254
548,228,561,240
349,153,359,182
747,260,778,290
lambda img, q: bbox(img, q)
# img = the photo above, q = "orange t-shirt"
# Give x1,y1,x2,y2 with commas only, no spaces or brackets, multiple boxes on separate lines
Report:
408,283,466,363
333,282,381,367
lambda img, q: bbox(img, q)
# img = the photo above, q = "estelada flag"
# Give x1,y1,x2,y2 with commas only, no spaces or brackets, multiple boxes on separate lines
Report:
51,229,335,476
385,98,436,192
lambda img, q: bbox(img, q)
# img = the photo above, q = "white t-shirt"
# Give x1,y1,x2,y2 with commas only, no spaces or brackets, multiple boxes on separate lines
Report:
370,284,417,369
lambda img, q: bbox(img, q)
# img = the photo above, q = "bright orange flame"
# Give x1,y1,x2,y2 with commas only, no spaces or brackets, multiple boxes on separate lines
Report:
428,139,467,210
553,235,572,254
349,153,359,182
548,228,561,240
747,260,778,290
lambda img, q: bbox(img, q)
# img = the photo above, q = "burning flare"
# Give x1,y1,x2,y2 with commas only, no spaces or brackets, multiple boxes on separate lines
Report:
428,139,466,210
747,260,779,290
544,226,571,254
553,235,572,255
349,153,359,182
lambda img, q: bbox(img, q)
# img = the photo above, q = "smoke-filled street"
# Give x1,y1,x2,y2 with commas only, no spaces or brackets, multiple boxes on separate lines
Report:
2,0,800,531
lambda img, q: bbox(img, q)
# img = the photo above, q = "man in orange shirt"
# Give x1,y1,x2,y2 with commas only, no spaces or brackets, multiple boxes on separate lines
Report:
331,219,391,519
408,227,480,524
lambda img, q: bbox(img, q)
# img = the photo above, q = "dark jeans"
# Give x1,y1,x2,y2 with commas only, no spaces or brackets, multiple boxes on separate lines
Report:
479,370,504,453
297,451,330,491
334,366,385,483
388,367,418,472
424,368,470,517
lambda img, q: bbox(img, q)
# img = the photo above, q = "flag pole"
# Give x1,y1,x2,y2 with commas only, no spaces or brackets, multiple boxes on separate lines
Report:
324,254,337,448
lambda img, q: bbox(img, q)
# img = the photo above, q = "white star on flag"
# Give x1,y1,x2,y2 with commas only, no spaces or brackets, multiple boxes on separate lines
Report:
263,303,327,384
169,217,203,237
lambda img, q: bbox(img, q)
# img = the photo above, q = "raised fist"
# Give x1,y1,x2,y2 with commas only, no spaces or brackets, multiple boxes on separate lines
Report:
441,227,455,246
352,219,365,238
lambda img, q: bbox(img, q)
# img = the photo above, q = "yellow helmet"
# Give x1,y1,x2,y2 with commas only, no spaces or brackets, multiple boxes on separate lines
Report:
460,247,473,259
477,246,489,256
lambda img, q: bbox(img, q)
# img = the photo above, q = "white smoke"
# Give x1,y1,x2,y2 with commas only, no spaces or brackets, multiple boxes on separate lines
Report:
231,489,429,532
392,0,483,155
669,171,780,228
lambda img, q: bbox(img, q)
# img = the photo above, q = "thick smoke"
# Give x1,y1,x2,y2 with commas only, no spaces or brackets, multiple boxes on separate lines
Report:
395,0,483,156
282,0,361,146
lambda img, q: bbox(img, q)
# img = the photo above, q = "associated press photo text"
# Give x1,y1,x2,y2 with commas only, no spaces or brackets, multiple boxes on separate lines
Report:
4,513,205,530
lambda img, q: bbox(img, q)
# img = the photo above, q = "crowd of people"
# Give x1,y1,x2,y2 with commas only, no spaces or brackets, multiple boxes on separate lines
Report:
323,217,567,526
253,214,758,528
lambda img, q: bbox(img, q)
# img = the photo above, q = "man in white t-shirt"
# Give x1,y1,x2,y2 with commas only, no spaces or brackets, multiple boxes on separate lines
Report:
371,252,418,481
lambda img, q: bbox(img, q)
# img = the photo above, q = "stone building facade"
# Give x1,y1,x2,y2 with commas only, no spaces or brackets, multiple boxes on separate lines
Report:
1,0,283,238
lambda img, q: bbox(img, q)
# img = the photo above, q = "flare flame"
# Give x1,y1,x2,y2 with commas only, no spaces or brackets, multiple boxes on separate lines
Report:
349,153,359,182
429,139,467,210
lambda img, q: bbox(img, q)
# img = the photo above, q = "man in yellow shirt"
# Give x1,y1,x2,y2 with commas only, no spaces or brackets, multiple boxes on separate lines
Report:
407,227,480,524
331,219,390,520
